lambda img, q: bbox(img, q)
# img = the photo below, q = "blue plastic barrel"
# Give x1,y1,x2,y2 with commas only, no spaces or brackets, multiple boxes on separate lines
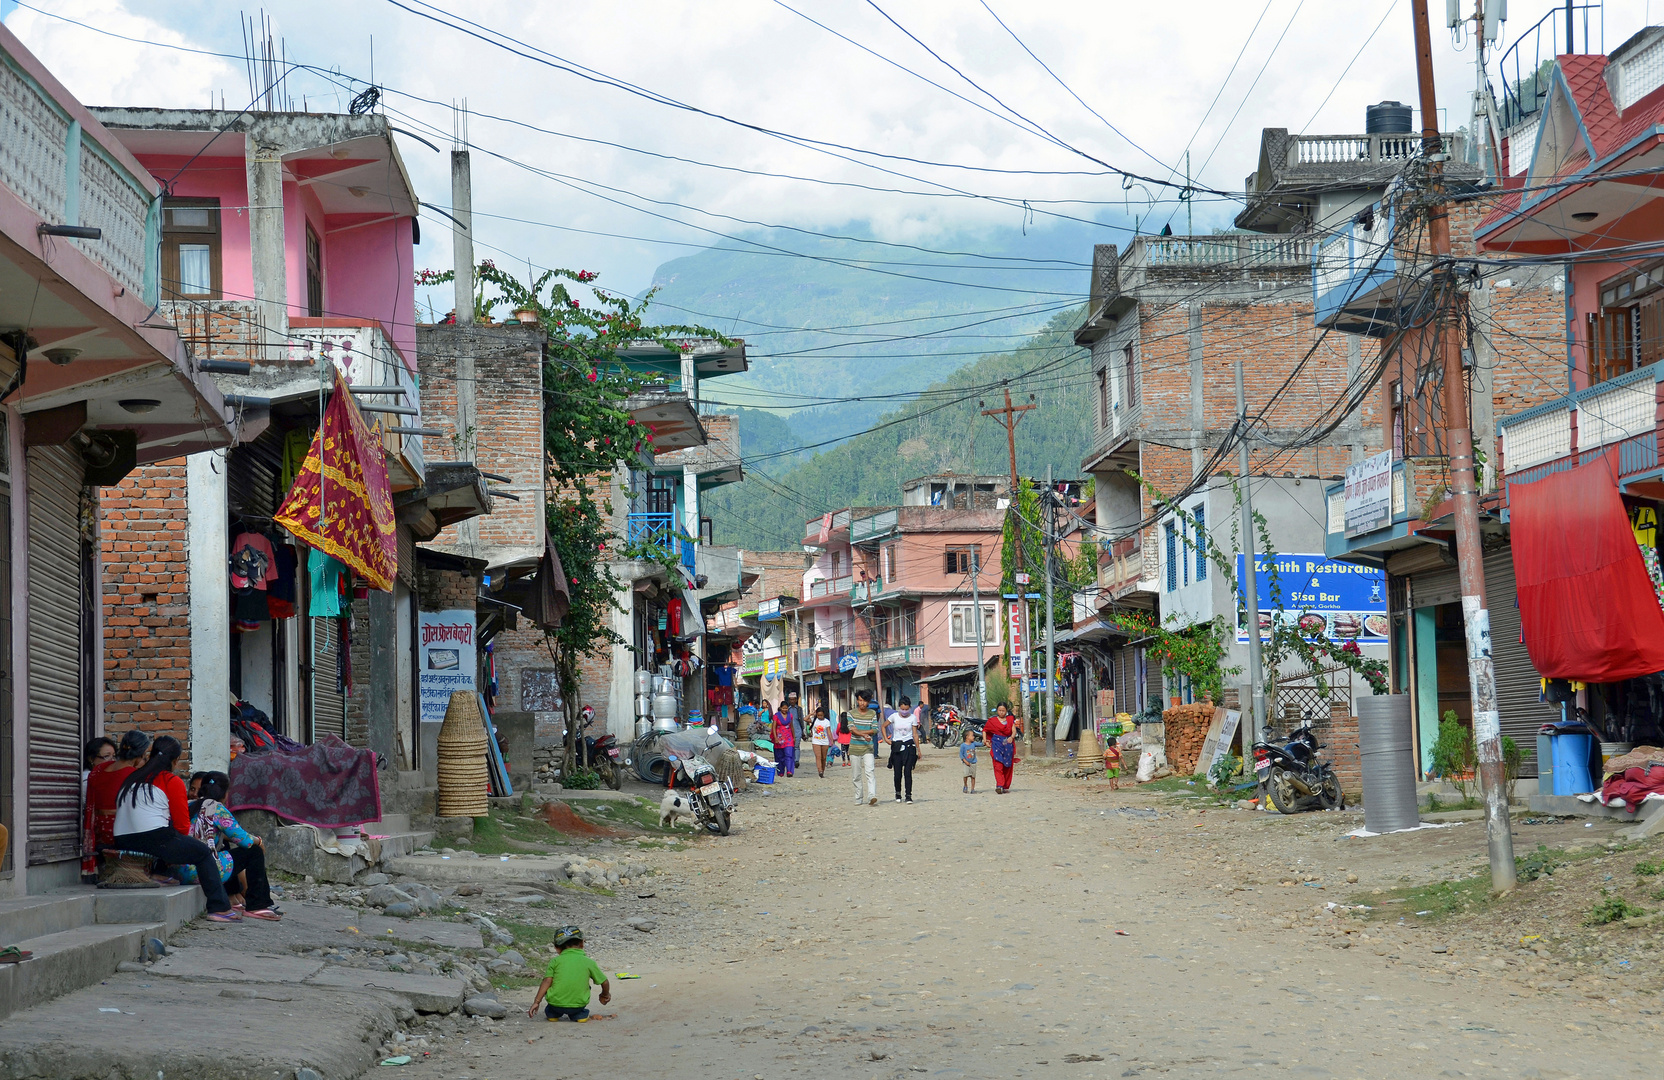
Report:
1550,733,1595,795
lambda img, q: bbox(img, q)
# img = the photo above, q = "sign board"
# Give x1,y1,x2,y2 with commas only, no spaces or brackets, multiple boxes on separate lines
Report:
1007,603,1024,655
804,673,823,686
419,609,477,722
1025,676,1050,693
1235,554,1387,643
838,652,859,673
1343,450,1393,537
1207,709,1242,774
1009,650,1027,676
1015,572,1030,585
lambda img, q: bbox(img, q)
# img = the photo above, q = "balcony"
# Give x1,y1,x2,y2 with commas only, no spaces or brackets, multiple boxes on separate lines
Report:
1097,531,1152,600
1237,128,1470,233
804,508,853,543
808,575,855,600
1124,233,1319,270
1312,202,1402,338
1498,364,1664,488
873,644,925,667
850,508,899,544
625,381,705,452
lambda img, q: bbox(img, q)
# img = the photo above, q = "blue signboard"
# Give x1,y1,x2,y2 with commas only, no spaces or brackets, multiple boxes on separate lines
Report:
838,653,859,673
1234,553,1387,644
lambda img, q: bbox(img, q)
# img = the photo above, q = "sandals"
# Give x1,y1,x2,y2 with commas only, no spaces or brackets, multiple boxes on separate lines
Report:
242,908,281,921
0,945,32,964
205,910,243,923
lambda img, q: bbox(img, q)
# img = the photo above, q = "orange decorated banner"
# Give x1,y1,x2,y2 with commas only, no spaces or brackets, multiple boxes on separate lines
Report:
275,369,398,590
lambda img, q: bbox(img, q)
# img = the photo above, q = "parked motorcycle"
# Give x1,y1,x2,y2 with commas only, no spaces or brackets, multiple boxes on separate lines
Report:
579,707,624,790
931,705,958,749
1253,723,1343,813
668,752,735,835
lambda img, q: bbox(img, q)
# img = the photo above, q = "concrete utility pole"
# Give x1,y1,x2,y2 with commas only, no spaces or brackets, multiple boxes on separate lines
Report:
1235,357,1267,752
971,549,990,722
982,388,1037,745
1411,0,1516,892
451,149,474,326
1043,464,1057,758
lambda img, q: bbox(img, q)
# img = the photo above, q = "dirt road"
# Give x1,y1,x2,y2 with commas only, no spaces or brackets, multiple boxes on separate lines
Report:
437,754,1664,1080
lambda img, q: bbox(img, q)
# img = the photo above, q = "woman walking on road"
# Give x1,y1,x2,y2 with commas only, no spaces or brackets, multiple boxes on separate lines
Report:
772,703,799,777
984,702,1021,794
809,705,833,777
885,697,922,803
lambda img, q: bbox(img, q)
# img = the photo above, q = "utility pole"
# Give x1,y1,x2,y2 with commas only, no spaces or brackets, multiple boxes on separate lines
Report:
1235,357,1267,752
982,388,1037,747
1411,0,1516,892
1043,464,1057,758
971,549,989,722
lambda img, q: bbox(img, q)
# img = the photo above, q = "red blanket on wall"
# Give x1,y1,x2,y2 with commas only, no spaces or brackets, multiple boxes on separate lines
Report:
1508,451,1664,681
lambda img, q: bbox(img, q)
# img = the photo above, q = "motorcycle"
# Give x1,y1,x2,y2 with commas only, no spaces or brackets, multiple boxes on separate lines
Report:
931,705,958,749
1253,723,1344,814
578,707,624,790
668,752,735,835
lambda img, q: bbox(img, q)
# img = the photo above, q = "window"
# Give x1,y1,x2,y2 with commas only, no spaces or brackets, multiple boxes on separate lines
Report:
832,619,844,646
1097,368,1109,428
1193,504,1207,581
944,545,981,575
1165,522,1178,592
1588,308,1637,385
882,543,900,583
1390,381,1404,458
1123,344,1137,408
948,602,998,647
305,224,324,317
831,551,841,577
161,197,220,299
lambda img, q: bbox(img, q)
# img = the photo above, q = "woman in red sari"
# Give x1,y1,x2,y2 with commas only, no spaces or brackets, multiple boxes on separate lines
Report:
984,703,1021,794
84,731,149,874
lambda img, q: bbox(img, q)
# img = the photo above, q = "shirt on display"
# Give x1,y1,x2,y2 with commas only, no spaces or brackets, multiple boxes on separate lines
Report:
230,532,279,591
308,547,345,617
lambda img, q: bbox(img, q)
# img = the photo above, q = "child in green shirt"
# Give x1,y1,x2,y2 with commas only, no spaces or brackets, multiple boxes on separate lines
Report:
528,926,612,1022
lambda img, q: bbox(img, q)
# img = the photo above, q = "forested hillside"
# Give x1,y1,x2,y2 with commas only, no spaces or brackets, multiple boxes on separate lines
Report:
704,307,1092,551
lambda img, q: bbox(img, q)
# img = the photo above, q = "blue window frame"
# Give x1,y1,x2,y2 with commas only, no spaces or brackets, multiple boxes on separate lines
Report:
1165,522,1178,592
1194,504,1207,581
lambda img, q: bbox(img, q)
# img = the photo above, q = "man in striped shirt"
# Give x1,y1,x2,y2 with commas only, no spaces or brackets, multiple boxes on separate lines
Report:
847,689,882,806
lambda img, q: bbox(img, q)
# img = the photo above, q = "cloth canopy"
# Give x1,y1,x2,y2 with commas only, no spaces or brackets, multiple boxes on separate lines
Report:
1509,450,1664,682
276,369,398,590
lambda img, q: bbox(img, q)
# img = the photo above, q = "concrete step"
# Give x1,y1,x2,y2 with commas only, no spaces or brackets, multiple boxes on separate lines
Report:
92,885,204,937
364,813,411,834
0,922,161,1022
0,894,94,946
375,832,434,861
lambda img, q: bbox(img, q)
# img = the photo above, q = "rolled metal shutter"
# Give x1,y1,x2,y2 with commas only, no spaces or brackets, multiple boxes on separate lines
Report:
309,615,346,741
1409,564,1462,610
26,447,84,865
1484,549,1557,777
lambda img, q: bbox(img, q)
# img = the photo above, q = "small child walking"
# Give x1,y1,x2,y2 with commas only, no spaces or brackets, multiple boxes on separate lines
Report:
960,728,979,794
528,926,611,1022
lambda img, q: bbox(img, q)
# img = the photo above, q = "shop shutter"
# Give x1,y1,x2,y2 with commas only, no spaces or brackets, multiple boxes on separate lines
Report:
1409,563,1463,610
1144,646,1164,709
226,434,283,519
1484,549,1558,777
309,615,346,741
25,447,84,865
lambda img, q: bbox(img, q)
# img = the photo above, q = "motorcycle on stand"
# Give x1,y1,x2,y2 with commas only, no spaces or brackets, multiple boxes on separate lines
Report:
667,751,736,835
578,706,624,790
931,704,958,749
1253,721,1344,814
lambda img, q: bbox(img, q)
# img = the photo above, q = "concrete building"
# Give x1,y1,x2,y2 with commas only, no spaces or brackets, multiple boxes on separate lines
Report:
0,25,232,892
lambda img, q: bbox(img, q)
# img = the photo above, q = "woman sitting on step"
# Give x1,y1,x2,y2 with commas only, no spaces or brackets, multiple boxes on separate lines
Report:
178,772,280,921
112,736,239,923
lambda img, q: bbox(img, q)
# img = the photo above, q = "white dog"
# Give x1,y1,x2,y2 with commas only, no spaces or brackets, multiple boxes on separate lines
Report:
658,791,697,829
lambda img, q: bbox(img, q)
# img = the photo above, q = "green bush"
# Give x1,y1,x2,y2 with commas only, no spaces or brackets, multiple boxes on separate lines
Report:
1586,889,1648,926
1501,736,1523,802
1431,711,1477,801
1635,858,1664,878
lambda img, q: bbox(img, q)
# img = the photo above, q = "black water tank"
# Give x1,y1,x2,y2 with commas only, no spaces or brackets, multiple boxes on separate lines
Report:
1366,100,1413,134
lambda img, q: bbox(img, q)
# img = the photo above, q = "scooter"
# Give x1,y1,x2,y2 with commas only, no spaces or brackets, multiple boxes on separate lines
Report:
931,705,958,749
1253,722,1343,814
667,752,735,835
579,706,624,790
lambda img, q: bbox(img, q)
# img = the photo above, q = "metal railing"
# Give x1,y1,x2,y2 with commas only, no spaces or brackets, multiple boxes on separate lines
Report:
287,321,426,481
624,512,678,550
1499,4,1602,129
1499,361,1664,477
1126,233,1317,269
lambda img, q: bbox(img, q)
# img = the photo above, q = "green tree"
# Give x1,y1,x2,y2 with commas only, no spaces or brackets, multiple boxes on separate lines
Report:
416,262,726,771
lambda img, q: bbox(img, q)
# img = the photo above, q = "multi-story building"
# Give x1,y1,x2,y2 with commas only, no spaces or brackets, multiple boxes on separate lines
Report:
0,25,234,890
90,105,488,778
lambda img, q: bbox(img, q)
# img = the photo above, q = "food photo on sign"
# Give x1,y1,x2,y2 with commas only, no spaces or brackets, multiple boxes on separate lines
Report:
1235,554,1388,644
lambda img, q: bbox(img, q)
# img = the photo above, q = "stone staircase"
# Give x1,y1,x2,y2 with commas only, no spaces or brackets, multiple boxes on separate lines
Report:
0,885,203,1022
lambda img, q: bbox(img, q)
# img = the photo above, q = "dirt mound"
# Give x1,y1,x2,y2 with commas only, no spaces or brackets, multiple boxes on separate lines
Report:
537,800,630,838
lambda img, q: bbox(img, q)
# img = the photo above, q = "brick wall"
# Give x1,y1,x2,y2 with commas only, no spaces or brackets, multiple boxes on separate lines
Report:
100,462,194,762
345,594,371,748
416,564,479,612
1316,701,1363,799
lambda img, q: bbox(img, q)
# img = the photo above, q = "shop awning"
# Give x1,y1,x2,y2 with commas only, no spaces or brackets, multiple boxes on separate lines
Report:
1509,450,1664,681
917,667,976,684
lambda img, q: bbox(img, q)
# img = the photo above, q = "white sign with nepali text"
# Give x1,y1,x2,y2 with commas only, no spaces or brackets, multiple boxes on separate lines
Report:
419,609,477,722
1344,450,1393,537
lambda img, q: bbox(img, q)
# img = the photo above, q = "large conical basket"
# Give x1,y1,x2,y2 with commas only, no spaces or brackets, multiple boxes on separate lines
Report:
436,690,489,818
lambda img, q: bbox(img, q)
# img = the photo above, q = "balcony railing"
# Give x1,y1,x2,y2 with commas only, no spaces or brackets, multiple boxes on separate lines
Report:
625,512,677,551
0,49,154,300
285,321,426,485
804,509,852,542
1125,233,1317,270
1097,531,1149,598
851,508,899,544
1312,202,1402,338
873,644,925,667
1499,363,1664,485
808,575,855,600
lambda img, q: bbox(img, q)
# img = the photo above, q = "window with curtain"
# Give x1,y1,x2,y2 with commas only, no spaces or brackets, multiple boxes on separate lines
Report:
1193,504,1208,581
1165,522,1178,592
161,197,220,299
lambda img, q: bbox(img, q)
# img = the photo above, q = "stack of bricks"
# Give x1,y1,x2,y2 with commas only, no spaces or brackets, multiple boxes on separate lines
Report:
1162,702,1217,776
1314,701,1363,798
100,462,194,764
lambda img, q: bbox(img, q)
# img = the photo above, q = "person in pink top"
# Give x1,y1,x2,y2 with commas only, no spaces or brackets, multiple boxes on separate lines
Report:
771,707,798,777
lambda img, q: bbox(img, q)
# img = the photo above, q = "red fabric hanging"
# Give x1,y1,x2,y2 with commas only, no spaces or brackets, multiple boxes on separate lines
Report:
1509,450,1664,681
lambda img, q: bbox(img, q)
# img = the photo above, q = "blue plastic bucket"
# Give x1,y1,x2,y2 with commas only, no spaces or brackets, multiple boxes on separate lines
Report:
754,763,776,784
1550,733,1594,795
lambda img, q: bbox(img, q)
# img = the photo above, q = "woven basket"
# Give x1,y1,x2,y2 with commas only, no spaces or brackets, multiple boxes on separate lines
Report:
437,690,490,818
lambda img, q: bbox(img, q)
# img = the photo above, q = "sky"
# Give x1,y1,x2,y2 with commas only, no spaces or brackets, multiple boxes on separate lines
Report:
4,0,1657,316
